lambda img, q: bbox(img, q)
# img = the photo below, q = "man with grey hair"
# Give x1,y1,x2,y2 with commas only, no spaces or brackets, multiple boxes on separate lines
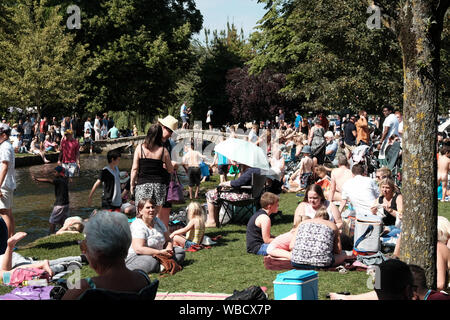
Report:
0,124,15,238
324,131,338,165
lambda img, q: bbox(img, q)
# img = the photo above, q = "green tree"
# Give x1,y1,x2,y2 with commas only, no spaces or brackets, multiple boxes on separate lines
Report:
192,23,252,126
0,0,90,118
250,0,404,114
371,0,449,289
61,0,203,120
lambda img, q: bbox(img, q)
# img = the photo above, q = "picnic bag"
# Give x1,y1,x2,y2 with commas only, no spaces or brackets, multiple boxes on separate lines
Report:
167,172,185,204
8,267,51,287
353,215,383,254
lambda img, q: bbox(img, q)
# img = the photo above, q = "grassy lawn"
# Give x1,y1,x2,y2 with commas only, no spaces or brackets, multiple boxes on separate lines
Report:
1,174,449,300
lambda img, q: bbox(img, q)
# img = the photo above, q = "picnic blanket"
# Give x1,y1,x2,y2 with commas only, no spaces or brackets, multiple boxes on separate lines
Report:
263,256,365,272
156,291,230,300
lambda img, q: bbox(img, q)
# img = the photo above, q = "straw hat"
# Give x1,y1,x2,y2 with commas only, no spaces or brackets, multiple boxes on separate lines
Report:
158,115,178,132
64,129,73,135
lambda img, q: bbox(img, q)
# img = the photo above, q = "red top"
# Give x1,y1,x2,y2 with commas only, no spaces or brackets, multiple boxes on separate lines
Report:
60,138,79,163
39,120,47,133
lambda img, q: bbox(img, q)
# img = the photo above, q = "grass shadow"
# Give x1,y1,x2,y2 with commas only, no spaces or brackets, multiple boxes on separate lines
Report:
21,240,80,251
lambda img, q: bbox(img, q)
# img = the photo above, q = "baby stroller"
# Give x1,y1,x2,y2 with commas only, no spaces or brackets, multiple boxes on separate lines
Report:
351,144,378,175
378,141,402,186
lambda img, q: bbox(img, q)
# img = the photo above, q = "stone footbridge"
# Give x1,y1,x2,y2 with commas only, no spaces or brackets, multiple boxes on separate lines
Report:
94,129,248,153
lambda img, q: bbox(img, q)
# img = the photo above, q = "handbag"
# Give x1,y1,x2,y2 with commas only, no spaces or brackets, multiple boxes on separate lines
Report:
166,172,185,204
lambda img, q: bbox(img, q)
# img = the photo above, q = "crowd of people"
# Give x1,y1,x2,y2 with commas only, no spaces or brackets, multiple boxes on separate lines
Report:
0,102,448,301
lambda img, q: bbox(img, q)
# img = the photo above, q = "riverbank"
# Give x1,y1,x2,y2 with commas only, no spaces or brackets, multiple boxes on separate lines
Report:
14,152,60,167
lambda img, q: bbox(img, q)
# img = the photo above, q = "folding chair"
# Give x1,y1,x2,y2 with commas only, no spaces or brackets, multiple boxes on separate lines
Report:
78,279,159,300
217,174,267,226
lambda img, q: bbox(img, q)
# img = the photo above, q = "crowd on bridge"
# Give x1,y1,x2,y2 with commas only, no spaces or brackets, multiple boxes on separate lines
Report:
0,102,448,300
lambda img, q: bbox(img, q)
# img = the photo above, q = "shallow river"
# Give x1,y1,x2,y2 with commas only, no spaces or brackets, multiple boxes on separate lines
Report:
14,153,188,245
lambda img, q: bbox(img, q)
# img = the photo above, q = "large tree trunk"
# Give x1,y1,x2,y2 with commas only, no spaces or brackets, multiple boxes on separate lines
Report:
397,1,446,289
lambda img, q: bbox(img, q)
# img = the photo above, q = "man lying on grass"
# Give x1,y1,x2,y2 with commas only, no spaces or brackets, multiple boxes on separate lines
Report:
246,192,279,256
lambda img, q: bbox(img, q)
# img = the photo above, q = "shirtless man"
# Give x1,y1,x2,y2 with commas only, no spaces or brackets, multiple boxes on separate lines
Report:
182,140,207,199
438,145,450,201
328,155,353,202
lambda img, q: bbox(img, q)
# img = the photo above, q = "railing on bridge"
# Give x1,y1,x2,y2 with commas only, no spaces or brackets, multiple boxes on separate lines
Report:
93,129,249,152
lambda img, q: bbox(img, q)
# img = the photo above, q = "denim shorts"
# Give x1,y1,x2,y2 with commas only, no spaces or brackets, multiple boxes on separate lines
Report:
184,240,197,249
257,243,269,256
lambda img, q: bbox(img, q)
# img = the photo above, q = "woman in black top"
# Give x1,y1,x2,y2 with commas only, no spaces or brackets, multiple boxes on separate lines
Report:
130,124,174,210
371,178,403,226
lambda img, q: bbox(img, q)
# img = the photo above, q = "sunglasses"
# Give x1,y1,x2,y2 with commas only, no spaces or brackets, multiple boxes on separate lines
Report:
376,175,387,179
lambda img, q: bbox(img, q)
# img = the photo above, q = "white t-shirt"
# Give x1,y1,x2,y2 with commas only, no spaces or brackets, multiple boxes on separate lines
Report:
382,114,399,141
0,140,16,190
206,110,213,123
94,118,101,130
180,104,187,117
303,200,335,222
128,217,167,255
341,175,379,217
248,129,258,143
84,121,93,132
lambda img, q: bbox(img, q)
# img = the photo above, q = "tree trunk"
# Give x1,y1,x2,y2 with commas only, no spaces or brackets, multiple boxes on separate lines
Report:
397,1,445,289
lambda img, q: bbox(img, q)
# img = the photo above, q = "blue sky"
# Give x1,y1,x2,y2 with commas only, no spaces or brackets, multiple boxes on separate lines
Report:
194,0,267,42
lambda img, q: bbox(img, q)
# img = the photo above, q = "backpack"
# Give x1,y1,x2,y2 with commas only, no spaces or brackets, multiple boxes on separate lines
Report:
8,268,51,287
225,286,268,300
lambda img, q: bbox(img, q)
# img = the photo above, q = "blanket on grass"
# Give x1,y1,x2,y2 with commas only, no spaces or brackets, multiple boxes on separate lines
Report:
263,256,367,272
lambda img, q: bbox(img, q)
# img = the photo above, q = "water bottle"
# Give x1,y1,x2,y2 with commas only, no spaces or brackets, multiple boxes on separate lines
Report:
23,279,48,286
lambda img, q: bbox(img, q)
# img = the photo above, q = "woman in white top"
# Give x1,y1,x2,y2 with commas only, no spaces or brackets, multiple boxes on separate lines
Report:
125,198,185,274
294,184,343,230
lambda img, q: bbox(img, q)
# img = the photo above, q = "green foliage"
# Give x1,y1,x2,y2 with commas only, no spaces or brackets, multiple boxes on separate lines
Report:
0,0,90,118
190,23,253,126
250,0,404,114
73,0,203,120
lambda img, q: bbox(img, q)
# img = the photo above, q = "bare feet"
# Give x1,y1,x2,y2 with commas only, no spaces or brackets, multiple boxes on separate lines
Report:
7,232,27,248
205,221,218,228
329,292,347,300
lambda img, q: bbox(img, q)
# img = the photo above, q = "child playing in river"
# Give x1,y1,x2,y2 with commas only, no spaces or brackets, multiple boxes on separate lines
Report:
169,202,206,249
33,166,70,234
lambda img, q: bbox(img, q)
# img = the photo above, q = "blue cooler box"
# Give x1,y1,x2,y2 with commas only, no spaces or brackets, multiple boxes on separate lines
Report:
273,270,318,300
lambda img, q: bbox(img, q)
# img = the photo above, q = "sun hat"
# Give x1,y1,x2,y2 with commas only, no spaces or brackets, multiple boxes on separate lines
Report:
64,129,73,135
301,145,312,154
119,171,130,184
324,131,334,138
158,115,178,132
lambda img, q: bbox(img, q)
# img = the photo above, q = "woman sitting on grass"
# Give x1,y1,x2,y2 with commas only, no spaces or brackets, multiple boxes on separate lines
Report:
290,207,348,270
294,184,343,230
266,216,313,261
62,210,151,300
125,198,185,274
169,202,205,249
